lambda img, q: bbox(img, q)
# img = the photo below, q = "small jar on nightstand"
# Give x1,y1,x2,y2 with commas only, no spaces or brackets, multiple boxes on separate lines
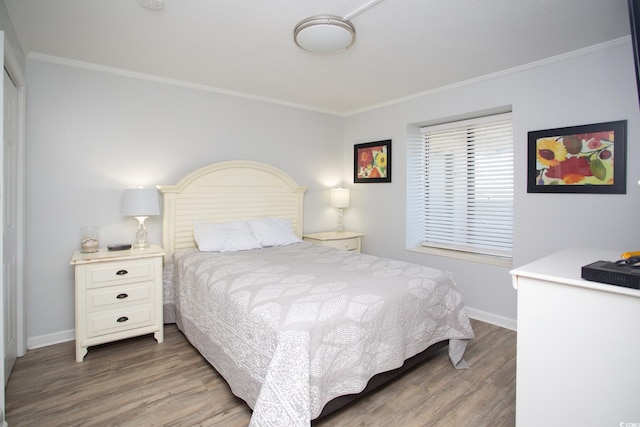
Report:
303,231,364,253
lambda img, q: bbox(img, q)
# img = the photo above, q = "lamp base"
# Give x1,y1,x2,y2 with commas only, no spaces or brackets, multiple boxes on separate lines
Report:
134,216,149,249
336,208,345,233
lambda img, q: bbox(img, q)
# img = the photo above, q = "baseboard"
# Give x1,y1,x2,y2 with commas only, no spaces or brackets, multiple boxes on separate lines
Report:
27,329,75,350
466,307,517,331
25,309,514,349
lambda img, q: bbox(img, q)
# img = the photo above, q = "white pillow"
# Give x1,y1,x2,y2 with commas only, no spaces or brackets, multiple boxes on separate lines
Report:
248,217,301,247
193,221,262,252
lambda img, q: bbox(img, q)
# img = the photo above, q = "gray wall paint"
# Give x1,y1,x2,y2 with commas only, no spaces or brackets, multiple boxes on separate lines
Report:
343,40,640,323
23,39,640,344
25,60,344,342
0,0,25,73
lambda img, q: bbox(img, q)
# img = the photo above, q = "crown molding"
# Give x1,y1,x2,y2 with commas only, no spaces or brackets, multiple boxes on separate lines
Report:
344,37,631,116
27,36,630,118
26,52,342,116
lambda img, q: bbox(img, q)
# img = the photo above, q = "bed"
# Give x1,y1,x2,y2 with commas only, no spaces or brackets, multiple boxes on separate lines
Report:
159,160,475,426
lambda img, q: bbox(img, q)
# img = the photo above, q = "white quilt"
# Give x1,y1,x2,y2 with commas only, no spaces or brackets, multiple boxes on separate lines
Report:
163,242,474,426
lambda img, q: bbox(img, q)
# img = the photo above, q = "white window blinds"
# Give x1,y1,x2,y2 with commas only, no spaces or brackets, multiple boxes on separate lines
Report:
418,113,513,259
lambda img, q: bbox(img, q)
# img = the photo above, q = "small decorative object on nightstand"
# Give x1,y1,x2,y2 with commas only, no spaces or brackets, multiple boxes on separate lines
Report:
79,226,100,253
70,245,166,362
303,231,363,253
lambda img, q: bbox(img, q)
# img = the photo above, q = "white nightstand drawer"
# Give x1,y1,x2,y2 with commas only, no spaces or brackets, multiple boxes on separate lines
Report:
86,260,154,287
87,282,153,311
324,237,360,251
303,231,364,254
86,304,154,338
71,245,165,361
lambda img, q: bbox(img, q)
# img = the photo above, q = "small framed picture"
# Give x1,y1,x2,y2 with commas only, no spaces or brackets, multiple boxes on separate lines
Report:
527,120,626,194
354,140,391,183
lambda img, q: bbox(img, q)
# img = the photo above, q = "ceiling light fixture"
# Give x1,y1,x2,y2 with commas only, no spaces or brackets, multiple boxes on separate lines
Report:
139,0,163,11
294,16,355,54
293,0,385,54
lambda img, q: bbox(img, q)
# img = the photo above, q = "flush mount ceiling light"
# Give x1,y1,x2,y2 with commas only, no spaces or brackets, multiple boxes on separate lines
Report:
293,0,384,54
294,16,356,54
139,0,163,11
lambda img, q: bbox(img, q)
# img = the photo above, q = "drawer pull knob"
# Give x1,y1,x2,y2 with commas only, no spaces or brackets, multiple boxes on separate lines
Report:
117,316,129,323
116,293,128,299
116,269,128,276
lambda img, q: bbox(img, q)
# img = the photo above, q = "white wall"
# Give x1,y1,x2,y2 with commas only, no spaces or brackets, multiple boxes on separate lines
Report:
0,0,25,74
342,39,640,327
25,59,344,345
23,38,640,345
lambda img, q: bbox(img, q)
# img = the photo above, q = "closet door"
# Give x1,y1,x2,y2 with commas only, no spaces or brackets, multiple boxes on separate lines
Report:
3,65,18,382
0,31,6,423
2,63,18,384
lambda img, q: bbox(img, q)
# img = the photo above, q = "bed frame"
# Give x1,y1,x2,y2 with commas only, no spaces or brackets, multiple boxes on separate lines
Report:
157,160,307,259
158,160,449,419
315,340,447,419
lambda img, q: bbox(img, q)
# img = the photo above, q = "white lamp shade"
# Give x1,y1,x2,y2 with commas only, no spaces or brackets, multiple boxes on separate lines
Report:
122,188,160,217
331,188,350,208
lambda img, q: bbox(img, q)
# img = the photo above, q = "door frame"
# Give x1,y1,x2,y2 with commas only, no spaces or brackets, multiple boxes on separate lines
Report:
3,35,26,359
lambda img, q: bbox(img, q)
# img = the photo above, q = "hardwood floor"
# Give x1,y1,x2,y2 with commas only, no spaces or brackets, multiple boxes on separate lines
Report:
5,319,515,426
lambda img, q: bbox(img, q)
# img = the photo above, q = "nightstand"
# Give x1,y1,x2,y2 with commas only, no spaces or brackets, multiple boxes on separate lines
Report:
303,231,364,253
70,245,166,362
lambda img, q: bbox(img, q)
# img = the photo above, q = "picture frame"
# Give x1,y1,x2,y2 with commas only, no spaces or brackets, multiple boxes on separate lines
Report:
527,120,626,194
354,140,391,183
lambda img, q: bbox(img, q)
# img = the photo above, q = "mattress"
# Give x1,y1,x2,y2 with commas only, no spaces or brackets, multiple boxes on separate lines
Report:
163,241,474,426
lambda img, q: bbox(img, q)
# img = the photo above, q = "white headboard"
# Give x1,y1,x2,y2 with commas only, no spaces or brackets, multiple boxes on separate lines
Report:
157,161,308,258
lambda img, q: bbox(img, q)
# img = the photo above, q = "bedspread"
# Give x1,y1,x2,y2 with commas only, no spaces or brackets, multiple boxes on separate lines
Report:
163,242,474,426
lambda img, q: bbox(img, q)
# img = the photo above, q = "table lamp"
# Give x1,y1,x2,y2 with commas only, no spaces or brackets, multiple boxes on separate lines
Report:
122,187,160,248
331,188,350,233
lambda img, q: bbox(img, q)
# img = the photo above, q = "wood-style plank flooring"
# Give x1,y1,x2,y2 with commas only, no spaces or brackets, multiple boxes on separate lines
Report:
5,319,515,426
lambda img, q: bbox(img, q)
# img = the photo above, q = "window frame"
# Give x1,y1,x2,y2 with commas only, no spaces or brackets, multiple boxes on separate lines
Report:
407,112,514,267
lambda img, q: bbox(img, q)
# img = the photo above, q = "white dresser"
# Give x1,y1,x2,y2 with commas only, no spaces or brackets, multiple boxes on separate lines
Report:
510,247,640,426
70,245,165,362
303,231,363,253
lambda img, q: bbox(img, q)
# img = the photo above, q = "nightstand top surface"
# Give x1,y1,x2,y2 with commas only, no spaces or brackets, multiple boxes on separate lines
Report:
70,244,165,265
303,231,363,241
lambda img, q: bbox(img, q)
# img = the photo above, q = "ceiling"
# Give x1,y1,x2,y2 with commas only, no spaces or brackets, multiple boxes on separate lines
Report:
4,0,632,115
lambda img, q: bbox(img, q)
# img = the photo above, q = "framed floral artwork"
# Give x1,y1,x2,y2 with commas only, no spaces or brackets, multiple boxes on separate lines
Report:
527,120,626,194
354,140,391,183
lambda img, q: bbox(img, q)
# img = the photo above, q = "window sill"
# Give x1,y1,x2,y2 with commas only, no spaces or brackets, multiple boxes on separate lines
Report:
407,246,513,268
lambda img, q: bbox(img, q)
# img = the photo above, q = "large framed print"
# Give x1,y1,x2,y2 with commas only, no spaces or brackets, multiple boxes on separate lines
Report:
354,140,391,183
527,120,627,194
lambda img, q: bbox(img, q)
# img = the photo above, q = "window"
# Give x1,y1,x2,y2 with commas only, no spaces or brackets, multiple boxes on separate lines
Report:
409,113,513,263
